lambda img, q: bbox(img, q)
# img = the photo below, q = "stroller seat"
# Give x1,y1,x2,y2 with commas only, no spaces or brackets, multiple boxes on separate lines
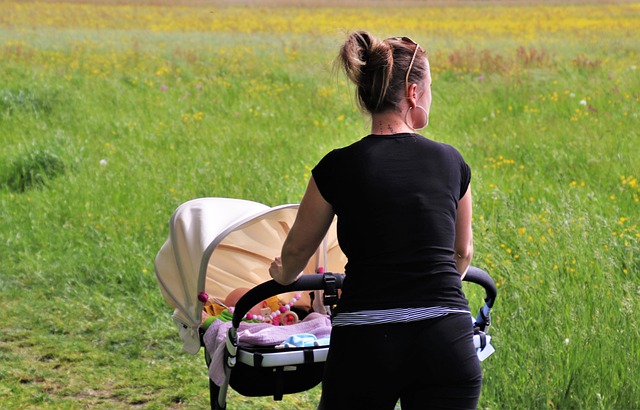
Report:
203,312,332,400
201,273,344,406
203,310,333,387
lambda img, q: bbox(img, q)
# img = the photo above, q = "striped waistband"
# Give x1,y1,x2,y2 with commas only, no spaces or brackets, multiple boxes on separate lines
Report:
331,306,470,327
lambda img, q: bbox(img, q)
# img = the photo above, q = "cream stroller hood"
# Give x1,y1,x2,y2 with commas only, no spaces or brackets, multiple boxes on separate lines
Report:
155,197,345,354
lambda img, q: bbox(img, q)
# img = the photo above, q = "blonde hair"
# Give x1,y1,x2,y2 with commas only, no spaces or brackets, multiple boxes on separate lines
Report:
337,31,427,114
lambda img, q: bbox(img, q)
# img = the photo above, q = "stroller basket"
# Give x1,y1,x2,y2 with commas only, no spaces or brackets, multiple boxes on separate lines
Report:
228,352,326,398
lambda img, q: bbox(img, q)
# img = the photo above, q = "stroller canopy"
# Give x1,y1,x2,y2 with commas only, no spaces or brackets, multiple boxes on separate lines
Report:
155,197,346,353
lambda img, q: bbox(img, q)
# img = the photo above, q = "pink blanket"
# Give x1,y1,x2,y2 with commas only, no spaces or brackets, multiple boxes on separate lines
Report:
203,313,332,386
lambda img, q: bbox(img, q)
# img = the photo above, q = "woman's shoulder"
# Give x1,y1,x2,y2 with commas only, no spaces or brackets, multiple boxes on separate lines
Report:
322,136,371,157
411,135,465,158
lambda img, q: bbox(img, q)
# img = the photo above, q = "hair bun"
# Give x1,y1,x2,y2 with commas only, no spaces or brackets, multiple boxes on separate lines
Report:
338,30,394,113
355,31,373,63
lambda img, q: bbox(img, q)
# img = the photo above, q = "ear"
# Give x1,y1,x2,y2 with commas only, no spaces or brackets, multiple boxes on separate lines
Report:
407,83,419,108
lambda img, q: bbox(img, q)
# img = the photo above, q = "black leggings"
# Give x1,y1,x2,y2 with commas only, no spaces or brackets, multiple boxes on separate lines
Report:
319,313,482,410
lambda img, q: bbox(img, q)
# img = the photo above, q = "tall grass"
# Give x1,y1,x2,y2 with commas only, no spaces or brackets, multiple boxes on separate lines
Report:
1,1,638,409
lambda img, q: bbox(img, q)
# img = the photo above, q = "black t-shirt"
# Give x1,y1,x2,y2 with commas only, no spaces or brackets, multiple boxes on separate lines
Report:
312,133,472,312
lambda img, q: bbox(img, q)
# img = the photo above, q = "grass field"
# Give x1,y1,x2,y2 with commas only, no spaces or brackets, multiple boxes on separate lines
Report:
0,0,638,408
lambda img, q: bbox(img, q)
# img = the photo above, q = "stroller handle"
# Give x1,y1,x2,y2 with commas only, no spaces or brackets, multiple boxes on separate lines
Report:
231,267,497,328
463,266,497,332
231,273,345,328
463,266,497,308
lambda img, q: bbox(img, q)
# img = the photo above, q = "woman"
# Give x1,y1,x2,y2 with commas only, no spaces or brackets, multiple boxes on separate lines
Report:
269,31,481,410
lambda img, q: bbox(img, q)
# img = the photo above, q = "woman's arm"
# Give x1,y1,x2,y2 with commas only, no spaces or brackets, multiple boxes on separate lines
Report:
269,176,335,285
454,185,473,278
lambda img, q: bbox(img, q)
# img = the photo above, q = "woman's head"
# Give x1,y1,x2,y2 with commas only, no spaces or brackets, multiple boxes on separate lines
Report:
338,31,430,115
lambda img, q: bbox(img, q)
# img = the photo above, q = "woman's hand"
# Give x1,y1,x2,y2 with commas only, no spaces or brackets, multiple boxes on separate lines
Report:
269,256,303,285
269,256,283,282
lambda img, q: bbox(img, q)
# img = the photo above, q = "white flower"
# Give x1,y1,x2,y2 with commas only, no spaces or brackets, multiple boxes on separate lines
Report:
564,338,570,345
99,159,108,166
579,100,587,106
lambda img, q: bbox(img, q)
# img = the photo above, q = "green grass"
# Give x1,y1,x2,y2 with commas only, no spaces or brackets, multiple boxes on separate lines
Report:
1,5,639,409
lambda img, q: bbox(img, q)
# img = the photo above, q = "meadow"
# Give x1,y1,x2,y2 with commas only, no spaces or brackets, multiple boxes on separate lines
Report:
0,0,638,408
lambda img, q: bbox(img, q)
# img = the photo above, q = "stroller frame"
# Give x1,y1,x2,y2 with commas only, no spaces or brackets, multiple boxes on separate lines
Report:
154,197,497,410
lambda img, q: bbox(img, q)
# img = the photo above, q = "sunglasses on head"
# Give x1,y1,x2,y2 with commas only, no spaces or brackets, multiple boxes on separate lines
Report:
387,36,423,97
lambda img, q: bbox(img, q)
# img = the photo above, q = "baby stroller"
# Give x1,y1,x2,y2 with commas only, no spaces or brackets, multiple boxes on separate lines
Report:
154,197,497,409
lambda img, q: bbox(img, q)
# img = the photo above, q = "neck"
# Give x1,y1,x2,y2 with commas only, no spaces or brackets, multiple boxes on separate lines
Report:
370,111,413,135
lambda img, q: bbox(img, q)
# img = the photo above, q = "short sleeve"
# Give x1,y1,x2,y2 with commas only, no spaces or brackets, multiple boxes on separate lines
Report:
459,160,471,200
311,150,338,205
